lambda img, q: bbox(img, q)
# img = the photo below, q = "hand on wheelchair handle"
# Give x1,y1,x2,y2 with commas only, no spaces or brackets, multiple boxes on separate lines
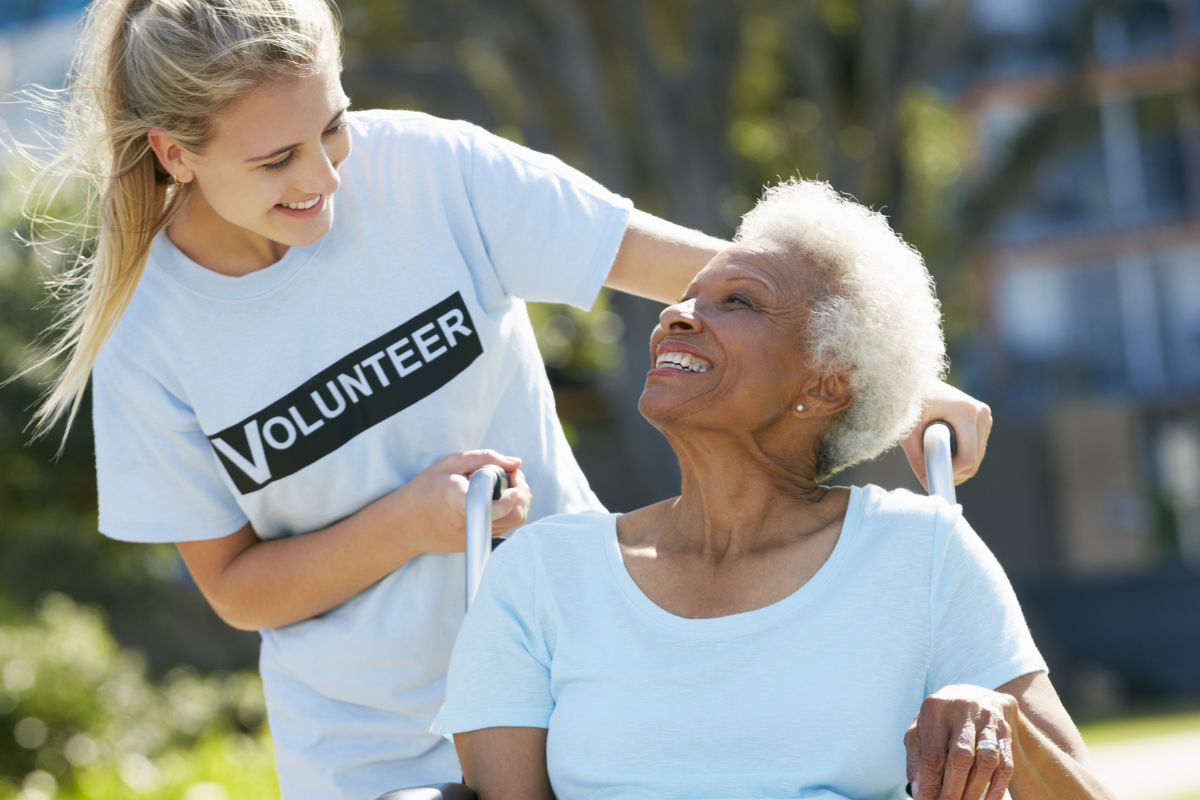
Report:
379,450,531,554
902,383,993,491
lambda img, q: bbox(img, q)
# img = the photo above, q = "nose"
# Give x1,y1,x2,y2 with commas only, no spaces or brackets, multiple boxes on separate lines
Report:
298,144,342,196
659,298,700,333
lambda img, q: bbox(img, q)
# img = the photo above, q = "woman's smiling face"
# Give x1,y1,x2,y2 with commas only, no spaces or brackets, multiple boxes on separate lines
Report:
639,241,819,435
153,55,352,252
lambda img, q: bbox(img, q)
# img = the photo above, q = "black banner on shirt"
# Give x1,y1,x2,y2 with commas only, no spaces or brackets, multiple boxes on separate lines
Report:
208,292,483,495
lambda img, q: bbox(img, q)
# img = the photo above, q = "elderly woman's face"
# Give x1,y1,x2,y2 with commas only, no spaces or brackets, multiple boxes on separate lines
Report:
640,241,817,433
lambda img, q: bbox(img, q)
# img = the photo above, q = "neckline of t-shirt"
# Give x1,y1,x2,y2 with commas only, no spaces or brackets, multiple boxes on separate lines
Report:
601,485,863,634
149,219,328,301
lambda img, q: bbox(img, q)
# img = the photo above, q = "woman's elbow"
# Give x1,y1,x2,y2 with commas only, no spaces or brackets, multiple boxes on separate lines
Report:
216,610,263,632
205,593,267,632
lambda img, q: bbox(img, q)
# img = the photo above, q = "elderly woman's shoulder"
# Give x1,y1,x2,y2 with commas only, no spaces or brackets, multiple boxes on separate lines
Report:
852,483,963,536
500,510,614,555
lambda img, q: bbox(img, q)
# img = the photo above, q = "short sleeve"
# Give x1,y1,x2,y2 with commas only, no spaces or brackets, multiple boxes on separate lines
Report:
927,503,1048,694
465,124,633,310
93,346,248,543
433,534,554,733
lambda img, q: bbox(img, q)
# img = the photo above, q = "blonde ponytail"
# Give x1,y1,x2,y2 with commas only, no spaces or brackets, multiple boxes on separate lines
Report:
17,0,339,446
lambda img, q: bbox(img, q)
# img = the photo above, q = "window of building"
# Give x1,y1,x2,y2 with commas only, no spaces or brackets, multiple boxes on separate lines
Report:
991,246,1200,407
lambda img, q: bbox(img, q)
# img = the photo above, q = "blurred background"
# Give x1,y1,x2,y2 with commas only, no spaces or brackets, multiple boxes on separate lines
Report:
2,0,1200,798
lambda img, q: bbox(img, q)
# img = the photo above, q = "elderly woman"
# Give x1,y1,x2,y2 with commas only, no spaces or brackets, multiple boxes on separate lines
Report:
432,180,1113,800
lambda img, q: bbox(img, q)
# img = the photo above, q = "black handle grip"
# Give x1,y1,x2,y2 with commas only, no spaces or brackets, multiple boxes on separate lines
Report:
474,464,510,500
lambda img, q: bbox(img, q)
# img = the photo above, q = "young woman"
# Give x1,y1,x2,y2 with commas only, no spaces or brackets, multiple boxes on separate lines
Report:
20,0,994,797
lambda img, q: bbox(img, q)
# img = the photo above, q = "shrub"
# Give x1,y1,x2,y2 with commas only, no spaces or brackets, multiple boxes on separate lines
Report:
0,595,277,800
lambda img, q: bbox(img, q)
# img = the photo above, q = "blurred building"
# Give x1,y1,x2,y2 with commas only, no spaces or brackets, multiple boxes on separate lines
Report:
0,0,86,166
955,0,1200,703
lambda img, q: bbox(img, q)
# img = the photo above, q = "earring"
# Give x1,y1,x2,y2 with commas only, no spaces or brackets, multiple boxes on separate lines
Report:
796,404,805,412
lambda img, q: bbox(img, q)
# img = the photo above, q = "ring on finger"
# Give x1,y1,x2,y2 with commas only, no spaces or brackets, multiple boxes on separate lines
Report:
976,739,1001,753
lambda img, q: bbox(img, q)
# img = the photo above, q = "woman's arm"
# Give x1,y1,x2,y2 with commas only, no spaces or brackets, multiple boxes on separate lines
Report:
455,727,554,800
176,451,531,631
905,671,1115,800
604,209,727,304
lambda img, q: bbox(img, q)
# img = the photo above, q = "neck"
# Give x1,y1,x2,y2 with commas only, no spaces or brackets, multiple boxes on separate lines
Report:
650,424,835,560
167,190,288,276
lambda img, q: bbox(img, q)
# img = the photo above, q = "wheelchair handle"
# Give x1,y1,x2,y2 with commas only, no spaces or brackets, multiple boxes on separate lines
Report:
465,464,509,611
923,421,957,505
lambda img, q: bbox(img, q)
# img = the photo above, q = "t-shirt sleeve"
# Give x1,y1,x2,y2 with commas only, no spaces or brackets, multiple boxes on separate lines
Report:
93,345,249,543
927,502,1047,695
464,123,633,311
433,534,554,733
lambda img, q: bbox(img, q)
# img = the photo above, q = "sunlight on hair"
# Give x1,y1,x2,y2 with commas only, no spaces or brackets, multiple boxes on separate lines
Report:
736,178,947,479
11,0,341,449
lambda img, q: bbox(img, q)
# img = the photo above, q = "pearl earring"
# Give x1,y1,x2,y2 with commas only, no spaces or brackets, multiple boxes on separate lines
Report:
796,404,805,412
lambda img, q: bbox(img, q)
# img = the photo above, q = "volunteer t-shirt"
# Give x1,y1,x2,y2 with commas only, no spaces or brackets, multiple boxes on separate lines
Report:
91,109,632,800
435,486,1047,800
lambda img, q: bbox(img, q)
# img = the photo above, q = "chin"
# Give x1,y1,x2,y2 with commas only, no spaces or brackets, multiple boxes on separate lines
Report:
280,217,334,247
637,387,682,426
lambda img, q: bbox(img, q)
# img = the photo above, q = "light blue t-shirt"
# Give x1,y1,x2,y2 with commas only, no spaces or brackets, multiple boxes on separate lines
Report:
91,110,631,799
435,485,1047,800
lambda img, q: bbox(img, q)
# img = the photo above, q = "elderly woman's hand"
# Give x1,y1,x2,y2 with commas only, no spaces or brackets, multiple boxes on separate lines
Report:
905,684,1017,800
902,381,993,490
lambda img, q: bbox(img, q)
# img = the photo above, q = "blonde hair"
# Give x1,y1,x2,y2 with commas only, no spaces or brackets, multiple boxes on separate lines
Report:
19,0,339,445
736,179,947,479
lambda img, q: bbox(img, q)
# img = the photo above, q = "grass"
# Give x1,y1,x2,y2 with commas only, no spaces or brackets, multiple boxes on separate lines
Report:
1078,709,1200,746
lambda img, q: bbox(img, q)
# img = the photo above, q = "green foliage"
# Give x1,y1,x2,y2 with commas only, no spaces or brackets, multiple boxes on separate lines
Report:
526,291,625,384
897,87,965,257
0,167,254,673
726,9,964,233
0,166,113,604
0,595,277,800
1078,708,1200,746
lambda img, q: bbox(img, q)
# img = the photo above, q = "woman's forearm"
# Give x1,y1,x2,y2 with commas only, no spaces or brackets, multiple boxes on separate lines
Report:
177,451,531,631
215,504,425,630
456,727,554,800
1010,711,1115,800
605,209,728,304
179,486,432,631
908,674,1115,800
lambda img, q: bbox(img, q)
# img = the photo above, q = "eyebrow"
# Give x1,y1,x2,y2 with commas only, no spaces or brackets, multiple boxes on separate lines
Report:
680,273,772,302
246,107,347,163
723,273,774,291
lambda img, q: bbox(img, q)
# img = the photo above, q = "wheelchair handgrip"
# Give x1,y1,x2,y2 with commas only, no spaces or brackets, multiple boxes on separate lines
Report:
465,465,510,611
923,421,956,505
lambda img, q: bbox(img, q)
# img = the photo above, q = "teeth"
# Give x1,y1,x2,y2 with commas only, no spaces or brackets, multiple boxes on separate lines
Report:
655,352,710,373
281,195,321,210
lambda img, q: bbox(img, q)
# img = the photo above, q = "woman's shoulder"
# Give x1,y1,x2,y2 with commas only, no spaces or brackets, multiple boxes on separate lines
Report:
849,484,964,550
475,515,609,604
853,483,956,518
95,238,186,382
502,510,613,555
346,108,482,153
340,110,499,200
344,109,581,182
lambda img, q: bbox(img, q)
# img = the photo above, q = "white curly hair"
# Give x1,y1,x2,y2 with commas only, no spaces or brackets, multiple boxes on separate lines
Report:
735,179,947,479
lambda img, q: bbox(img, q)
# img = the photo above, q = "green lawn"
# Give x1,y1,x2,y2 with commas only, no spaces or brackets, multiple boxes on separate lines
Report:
1078,709,1200,746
